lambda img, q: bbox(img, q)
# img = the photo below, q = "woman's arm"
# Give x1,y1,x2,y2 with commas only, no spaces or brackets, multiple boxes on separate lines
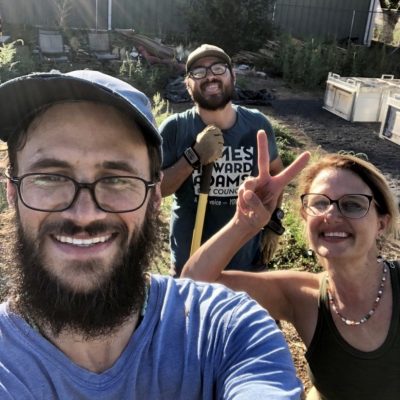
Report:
182,130,310,320
182,130,309,281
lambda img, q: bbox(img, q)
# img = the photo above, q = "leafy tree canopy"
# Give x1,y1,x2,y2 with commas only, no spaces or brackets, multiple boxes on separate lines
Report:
184,0,274,55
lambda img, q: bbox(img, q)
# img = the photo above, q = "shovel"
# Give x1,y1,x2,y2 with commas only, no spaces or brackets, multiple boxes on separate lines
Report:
190,163,214,255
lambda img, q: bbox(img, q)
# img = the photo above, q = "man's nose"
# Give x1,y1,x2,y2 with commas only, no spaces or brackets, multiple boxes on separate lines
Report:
62,188,107,222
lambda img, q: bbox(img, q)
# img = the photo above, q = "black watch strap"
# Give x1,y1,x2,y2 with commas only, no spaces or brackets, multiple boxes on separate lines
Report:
183,146,201,169
265,208,285,236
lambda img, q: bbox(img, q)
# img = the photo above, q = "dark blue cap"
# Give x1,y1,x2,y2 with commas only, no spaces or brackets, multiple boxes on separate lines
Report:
0,70,162,159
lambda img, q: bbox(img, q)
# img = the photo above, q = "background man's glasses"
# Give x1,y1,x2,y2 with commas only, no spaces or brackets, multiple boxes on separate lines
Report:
6,172,156,213
188,62,228,80
301,193,374,219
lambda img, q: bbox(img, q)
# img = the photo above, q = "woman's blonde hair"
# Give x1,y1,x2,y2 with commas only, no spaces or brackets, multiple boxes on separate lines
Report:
297,153,399,236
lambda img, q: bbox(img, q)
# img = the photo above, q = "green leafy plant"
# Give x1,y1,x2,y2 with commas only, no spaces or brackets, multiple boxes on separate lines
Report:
272,34,400,89
0,39,36,83
152,93,170,126
0,40,19,82
269,197,321,273
119,57,171,97
272,123,303,166
183,0,274,55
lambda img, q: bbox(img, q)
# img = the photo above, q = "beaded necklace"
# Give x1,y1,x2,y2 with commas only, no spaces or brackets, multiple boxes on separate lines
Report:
326,261,387,326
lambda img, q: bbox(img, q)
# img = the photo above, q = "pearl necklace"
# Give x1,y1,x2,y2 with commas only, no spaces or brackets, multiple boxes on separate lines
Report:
326,262,387,326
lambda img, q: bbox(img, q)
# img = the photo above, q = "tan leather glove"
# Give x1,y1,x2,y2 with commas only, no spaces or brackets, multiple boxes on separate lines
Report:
193,125,224,165
260,228,280,264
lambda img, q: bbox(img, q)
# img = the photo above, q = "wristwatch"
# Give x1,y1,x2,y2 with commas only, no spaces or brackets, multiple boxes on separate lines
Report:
265,208,285,235
183,146,201,169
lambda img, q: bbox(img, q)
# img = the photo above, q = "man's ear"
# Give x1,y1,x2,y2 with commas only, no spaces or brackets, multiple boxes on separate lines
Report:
6,179,17,207
184,78,193,97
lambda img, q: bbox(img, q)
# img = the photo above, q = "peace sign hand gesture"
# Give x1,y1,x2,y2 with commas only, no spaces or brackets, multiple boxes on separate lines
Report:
236,130,310,233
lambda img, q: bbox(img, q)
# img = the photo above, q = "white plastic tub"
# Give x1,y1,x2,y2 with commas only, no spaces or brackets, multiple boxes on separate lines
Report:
380,95,400,146
323,73,400,122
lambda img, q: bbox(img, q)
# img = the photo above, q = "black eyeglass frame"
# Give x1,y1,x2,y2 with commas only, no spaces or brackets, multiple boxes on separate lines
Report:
300,193,375,219
187,62,229,80
6,172,157,213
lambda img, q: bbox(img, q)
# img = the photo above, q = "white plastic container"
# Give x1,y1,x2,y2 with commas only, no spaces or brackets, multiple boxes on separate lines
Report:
323,73,400,122
380,95,400,146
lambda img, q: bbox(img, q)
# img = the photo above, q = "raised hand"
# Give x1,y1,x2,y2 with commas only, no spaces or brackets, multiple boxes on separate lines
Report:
236,130,310,231
193,125,224,165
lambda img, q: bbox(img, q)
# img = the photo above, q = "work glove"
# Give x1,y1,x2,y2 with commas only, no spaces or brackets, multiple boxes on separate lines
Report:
260,228,280,264
193,125,224,165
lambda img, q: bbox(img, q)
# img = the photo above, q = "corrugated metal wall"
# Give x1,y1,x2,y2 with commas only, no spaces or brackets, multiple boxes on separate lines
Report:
0,0,187,35
0,0,373,42
272,0,372,43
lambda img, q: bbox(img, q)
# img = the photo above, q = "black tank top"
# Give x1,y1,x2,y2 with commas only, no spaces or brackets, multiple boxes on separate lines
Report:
305,260,400,400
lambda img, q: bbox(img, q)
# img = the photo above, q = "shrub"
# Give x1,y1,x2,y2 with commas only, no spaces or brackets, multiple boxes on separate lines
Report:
0,40,36,83
119,57,172,97
272,34,400,89
272,123,303,167
184,0,274,55
152,93,170,126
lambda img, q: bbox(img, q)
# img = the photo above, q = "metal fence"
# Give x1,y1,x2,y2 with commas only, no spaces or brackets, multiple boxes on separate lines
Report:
0,0,187,37
271,0,375,45
0,0,398,46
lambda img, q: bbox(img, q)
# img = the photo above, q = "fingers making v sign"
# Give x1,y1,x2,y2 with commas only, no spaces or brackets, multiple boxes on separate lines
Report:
237,130,310,230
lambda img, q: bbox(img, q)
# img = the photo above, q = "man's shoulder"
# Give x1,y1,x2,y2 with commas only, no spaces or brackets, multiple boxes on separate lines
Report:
159,107,196,130
236,105,265,118
149,274,259,313
234,105,273,132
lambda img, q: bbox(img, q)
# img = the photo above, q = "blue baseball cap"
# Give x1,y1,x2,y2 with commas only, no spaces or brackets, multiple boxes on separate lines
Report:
0,70,162,159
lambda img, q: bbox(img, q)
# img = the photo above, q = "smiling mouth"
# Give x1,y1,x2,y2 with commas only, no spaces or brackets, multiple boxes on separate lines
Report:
202,81,221,93
321,232,350,238
54,234,113,247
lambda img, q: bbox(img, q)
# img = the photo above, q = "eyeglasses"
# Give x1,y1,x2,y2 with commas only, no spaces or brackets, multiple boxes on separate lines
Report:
301,193,374,219
188,62,229,80
6,172,156,213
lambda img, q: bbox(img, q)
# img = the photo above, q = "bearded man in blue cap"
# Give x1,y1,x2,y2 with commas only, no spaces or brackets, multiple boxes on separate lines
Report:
0,70,301,399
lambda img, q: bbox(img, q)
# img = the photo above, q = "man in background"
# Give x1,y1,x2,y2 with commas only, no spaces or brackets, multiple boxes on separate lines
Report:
160,44,284,277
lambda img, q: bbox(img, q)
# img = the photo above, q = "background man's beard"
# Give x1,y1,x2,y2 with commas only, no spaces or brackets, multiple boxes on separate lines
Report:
192,79,235,111
11,209,161,339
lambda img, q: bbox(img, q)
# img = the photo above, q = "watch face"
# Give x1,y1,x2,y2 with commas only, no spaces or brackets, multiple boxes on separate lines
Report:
184,147,200,167
275,208,285,220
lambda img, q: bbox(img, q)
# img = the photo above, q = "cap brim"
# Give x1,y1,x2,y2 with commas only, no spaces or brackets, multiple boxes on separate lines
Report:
186,50,231,73
0,73,161,150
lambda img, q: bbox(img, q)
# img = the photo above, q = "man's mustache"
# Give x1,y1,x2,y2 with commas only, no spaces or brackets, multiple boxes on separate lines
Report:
38,220,128,237
200,78,222,91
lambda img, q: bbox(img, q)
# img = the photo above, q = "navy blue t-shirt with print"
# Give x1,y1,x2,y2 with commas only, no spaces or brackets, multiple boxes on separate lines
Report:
160,106,278,275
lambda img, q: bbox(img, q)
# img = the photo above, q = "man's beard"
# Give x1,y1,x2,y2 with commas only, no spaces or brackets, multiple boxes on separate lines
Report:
191,77,235,111
10,206,161,339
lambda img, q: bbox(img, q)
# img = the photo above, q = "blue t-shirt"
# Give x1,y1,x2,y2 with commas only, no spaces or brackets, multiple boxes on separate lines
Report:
0,275,301,399
160,106,278,275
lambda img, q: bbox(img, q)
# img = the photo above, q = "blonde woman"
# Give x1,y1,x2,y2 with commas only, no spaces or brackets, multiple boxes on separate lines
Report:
183,131,399,400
